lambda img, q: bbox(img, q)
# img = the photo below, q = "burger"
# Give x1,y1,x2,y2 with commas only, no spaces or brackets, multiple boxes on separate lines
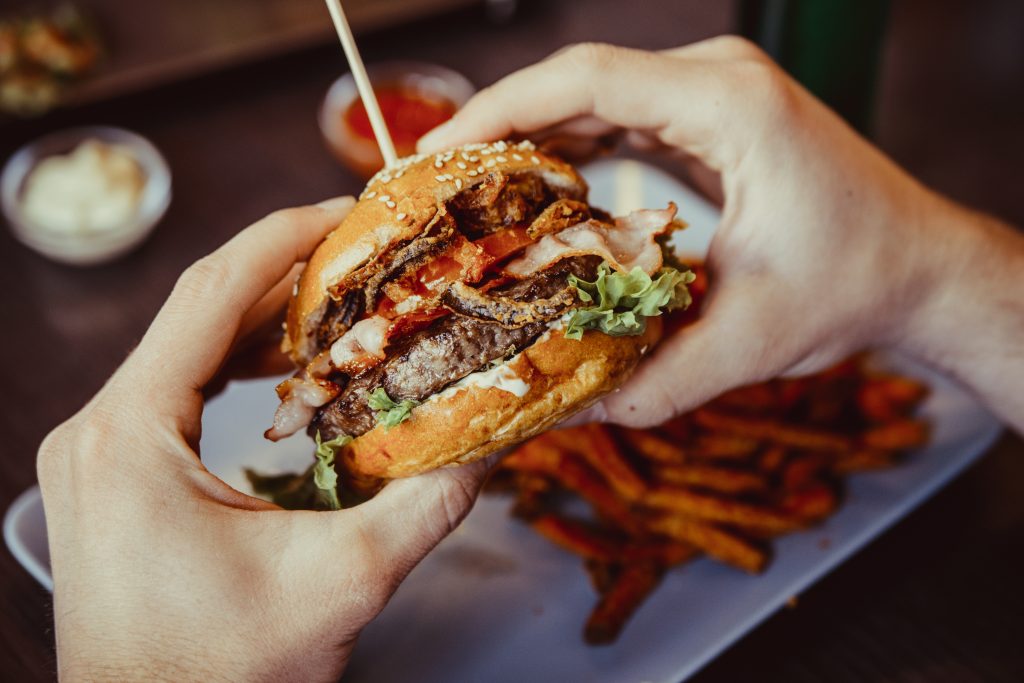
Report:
259,140,694,508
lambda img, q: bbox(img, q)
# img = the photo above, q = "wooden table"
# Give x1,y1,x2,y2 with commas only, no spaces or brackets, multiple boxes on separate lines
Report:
2,1,1022,680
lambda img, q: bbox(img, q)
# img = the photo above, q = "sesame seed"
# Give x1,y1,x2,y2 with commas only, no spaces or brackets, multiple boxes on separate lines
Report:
435,175,446,182
456,162,467,170
434,160,443,168
486,159,497,168
496,155,508,163
444,173,455,181
469,156,479,162
467,170,478,177
455,178,463,190
365,191,376,199
396,212,406,220
531,156,541,165
386,201,396,209
461,152,471,160
477,165,485,173
378,195,390,202
512,153,523,161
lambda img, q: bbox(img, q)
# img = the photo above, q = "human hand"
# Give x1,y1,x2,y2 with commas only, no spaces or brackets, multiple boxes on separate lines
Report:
420,38,1024,430
37,198,492,682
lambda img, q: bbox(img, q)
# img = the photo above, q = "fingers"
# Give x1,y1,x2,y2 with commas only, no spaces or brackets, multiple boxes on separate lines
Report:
418,43,742,168
599,279,802,428
120,197,354,420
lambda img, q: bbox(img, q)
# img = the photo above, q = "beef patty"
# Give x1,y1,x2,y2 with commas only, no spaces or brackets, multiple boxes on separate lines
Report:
310,256,600,440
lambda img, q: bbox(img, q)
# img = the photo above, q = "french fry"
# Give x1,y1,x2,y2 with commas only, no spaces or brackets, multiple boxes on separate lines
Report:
555,455,642,534
694,409,854,452
654,464,767,495
861,418,929,450
511,474,554,519
622,540,697,567
647,514,768,573
710,383,779,413
832,449,899,474
583,558,619,596
489,346,931,645
643,486,803,535
530,514,622,562
574,425,649,501
781,454,828,493
778,482,838,524
758,445,789,474
584,562,664,645
691,434,761,460
858,375,929,422
617,428,688,464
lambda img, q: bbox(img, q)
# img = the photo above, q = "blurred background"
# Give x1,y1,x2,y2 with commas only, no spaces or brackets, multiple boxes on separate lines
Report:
2,1,1023,681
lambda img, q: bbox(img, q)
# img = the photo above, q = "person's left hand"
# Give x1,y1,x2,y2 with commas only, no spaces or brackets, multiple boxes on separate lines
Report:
37,197,491,682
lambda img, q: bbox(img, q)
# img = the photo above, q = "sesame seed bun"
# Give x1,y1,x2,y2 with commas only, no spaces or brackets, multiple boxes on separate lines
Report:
285,141,587,365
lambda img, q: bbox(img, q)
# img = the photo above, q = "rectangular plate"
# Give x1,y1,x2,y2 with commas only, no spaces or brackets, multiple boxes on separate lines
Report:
4,160,1003,682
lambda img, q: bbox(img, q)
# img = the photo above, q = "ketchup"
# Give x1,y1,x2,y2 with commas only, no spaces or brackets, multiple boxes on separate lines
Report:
344,86,456,154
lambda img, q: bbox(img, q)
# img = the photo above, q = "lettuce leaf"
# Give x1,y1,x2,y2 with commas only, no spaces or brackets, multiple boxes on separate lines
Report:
313,431,352,510
565,263,695,341
368,387,420,429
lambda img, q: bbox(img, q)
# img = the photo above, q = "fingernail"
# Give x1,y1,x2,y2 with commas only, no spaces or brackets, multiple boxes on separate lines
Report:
417,119,456,153
316,196,355,210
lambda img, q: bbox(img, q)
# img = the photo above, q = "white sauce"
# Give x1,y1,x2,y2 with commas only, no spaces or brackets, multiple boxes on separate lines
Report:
435,360,530,401
455,363,530,397
21,139,145,234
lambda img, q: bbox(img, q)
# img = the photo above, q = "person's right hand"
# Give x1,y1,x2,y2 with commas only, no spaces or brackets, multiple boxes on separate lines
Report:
420,38,1024,431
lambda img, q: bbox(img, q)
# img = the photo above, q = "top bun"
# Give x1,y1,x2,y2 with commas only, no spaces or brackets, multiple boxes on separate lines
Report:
285,141,588,365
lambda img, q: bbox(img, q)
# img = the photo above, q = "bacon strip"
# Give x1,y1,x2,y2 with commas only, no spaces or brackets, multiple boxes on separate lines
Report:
505,204,677,278
265,377,341,441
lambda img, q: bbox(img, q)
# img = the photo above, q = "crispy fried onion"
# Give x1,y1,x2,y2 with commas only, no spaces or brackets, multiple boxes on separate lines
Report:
441,280,577,328
265,376,341,441
362,210,457,310
506,203,677,278
526,198,591,239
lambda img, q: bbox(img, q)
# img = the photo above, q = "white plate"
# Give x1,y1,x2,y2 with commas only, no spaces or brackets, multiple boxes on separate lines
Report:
4,160,1003,682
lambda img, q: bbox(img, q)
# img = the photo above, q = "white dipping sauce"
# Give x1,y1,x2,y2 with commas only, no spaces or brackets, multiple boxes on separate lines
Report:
21,139,145,234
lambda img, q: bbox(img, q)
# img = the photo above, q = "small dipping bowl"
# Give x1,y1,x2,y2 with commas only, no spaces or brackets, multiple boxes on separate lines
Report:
1,126,172,266
319,61,475,179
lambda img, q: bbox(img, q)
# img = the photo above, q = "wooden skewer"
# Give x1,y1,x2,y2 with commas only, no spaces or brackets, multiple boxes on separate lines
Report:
323,0,397,167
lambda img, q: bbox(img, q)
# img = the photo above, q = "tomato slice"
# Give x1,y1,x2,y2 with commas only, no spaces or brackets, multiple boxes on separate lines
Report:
475,226,534,262
385,308,448,341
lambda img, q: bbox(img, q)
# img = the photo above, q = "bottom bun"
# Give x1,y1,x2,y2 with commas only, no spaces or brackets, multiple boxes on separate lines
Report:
343,317,663,479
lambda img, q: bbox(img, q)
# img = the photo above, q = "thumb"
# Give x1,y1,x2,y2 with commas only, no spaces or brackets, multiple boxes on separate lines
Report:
346,454,499,580
596,279,801,428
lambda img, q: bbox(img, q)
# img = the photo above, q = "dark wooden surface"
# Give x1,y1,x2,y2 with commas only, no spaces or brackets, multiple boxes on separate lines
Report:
2,1,1022,681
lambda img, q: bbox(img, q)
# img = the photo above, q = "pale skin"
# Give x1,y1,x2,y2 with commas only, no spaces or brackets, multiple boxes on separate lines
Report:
39,37,1024,680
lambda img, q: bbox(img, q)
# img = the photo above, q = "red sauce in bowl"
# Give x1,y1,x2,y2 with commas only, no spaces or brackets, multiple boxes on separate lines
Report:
343,86,456,155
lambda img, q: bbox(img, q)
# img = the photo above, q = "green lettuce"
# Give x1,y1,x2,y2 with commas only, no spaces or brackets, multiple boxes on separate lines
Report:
564,263,695,341
312,431,352,510
368,387,420,429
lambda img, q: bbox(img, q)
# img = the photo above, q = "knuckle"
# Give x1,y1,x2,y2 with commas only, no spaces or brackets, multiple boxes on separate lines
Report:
563,42,620,74
174,252,234,302
734,60,798,121
714,34,769,62
36,421,73,485
434,471,478,536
